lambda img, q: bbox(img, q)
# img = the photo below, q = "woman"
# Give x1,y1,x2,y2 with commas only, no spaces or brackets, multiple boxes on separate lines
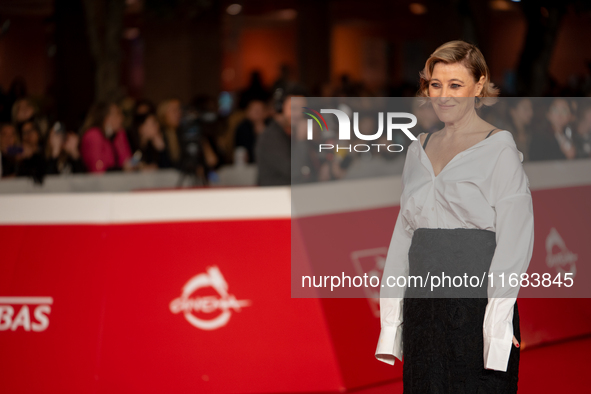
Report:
45,122,86,174
529,98,577,161
128,111,172,170
15,120,46,183
12,97,49,139
80,102,134,173
375,41,534,393
157,99,182,167
505,97,534,162
0,123,19,177
573,102,591,159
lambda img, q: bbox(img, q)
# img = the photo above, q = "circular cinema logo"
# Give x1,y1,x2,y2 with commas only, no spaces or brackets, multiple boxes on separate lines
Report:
545,227,578,277
169,266,251,330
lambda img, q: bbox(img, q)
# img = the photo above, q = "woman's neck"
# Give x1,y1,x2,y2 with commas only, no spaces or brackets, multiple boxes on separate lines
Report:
442,109,483,137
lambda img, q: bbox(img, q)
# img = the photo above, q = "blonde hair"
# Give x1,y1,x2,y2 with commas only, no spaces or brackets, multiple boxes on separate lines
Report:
11,97,36,120
156,99,181,163
417,40,499,108
157,99,180,128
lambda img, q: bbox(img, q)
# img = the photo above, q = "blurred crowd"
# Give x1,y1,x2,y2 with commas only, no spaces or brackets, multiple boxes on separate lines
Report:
0,84,227,185
482,97,591,162
1,70,591,187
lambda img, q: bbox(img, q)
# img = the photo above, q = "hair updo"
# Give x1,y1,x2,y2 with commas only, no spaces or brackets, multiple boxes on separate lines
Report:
417,40,499,108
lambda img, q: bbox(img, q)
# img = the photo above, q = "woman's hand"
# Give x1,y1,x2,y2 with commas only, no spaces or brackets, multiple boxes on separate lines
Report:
555,132,577,159
138,162,158,172
48,129,63,159
122,158,137,172
63,133,80,160
484,338,520,371
152,133,166,151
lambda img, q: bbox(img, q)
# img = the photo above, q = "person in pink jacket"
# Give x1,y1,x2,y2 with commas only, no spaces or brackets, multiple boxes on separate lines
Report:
80,102,133,173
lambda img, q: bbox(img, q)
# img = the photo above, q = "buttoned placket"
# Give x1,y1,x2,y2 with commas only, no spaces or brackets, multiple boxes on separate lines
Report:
415,140,470,228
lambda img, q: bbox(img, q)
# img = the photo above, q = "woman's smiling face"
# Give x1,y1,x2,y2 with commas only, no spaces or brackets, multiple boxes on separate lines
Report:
428,62,484,124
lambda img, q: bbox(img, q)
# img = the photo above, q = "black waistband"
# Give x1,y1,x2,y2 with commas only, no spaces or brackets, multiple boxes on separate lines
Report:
406,228,497,298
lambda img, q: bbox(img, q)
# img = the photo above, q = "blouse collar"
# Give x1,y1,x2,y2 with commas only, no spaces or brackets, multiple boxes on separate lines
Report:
410,130,524,163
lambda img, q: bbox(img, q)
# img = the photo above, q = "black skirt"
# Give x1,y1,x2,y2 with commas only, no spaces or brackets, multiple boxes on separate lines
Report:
402,228,520,394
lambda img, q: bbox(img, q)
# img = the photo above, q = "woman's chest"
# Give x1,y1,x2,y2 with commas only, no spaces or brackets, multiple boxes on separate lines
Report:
401,152,494,211
99,140,116,165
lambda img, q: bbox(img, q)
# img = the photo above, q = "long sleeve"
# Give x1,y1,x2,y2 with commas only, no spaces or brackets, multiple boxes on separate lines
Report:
483,146,534,371
375,150,415,366
81,130,107,173
113,130,132,168
375,209,413,365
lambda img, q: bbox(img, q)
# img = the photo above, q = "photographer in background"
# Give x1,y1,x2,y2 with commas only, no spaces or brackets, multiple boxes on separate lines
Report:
234,99,270,164
255,85,307,186
177,95,226,185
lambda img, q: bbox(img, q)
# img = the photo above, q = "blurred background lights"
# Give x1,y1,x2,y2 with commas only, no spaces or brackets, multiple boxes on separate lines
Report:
490,0,512,11
275,9,297,21
123,27,140,40
227,4,242,16
409,3,428,15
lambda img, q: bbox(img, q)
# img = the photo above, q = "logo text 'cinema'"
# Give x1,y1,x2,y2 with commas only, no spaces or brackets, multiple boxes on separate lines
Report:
169,266,251,331
304,108,418,152
0,297,52,332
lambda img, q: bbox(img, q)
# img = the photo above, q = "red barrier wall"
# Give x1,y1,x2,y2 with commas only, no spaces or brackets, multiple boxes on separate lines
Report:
0,220,344,393
0,182,590,393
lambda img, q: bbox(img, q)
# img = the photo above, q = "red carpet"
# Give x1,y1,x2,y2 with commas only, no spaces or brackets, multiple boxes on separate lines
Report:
347,334,591,393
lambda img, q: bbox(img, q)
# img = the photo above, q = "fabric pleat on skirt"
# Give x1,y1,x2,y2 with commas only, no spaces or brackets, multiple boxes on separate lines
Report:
402,228,520,394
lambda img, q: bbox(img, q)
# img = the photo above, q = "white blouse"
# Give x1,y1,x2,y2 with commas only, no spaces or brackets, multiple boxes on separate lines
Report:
375,130,535,372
